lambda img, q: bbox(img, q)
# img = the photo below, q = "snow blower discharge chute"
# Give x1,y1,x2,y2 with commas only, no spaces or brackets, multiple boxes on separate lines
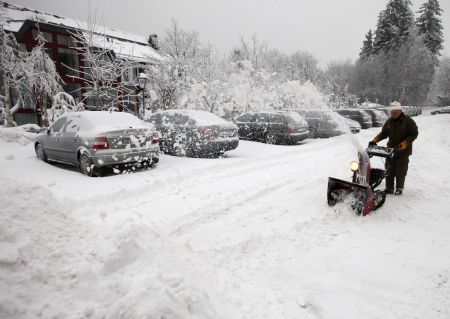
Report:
327,145,395,216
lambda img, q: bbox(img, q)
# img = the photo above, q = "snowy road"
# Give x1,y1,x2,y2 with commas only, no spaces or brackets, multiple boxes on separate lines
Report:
1,112,450,319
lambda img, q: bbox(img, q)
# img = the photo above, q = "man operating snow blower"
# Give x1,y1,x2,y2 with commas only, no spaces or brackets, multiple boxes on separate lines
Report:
369,102,418,195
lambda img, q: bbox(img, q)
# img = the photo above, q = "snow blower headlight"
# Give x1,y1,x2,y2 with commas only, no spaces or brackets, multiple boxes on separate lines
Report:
350,161,359,172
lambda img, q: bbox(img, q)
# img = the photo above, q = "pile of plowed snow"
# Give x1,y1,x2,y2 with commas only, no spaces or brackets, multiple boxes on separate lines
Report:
0,125,40,145
0,179,236,319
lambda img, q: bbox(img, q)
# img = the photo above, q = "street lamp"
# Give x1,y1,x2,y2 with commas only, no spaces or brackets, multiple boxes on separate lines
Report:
137,72,149,119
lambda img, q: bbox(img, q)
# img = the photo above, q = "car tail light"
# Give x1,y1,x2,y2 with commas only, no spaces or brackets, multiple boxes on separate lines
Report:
93,136,109,150
151,134,159,144
200,127,213,139
287,125,295,134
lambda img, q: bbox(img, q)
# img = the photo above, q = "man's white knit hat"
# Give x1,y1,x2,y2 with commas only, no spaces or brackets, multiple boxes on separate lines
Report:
390,101,402,111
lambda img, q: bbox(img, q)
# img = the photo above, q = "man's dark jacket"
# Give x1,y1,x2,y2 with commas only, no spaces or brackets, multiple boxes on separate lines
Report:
375,113,418,157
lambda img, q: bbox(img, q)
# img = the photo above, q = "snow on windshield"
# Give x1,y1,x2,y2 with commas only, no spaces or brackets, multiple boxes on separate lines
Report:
80,111,144,131
185,111,229,126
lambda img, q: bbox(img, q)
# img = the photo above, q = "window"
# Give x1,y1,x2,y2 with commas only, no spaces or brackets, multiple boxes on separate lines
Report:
270,114,284,124
63,83,81,103
57,34,75,47
50,117,67,133
85,87,117,111
148,114,162,125
32,30,53,43
172,114,188,125
44,48,53,59
256,113,270,123
121,86,139,114
237,113,254,122
10,84,34,109
64,117,81,133
18,43,27,53
122,66,145,84
58,48,79,77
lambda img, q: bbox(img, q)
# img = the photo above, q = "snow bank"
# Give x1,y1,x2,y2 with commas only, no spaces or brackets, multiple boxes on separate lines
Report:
0,178,234,319
0,125,40,145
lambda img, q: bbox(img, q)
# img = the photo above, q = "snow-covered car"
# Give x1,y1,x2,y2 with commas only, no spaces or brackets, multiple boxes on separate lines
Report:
376,107,390,116
145,109,239,157
336,114,361,134
234,111,309,144
35,111,160,176
431,106,450,115
361,109,388,127
335,109,373,129
294,109,343,138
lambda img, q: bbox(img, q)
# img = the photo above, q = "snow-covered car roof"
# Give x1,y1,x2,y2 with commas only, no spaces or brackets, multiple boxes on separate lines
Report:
64,111,148,132
157,109,230,126
1,2,164,62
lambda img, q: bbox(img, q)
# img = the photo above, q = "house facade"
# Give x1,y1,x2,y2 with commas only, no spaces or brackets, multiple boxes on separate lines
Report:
1,1,162,125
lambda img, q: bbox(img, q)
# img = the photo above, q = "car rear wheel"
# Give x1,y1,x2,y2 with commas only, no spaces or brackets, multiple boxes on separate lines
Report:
35,144,48,162
79,154,99,177
265,133,277,144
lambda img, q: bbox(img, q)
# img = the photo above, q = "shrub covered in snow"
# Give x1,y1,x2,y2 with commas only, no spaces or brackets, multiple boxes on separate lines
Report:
46,92,84,125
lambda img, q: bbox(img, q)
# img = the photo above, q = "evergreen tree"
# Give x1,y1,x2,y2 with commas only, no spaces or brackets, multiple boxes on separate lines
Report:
416,0,443,56
373,0,415,54
373,11,392,54
359,29,374,61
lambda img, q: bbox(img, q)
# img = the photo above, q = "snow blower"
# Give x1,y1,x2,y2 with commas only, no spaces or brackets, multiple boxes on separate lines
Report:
327,145,395,216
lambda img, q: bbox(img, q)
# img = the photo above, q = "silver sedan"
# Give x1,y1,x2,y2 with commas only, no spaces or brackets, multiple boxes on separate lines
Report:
35,111,160,176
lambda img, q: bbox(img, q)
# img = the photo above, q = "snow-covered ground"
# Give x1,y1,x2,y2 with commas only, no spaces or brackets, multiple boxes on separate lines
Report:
1,111,449,319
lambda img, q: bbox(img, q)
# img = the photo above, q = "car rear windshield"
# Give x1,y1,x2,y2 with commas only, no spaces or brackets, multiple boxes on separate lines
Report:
185,111,228,126
286,112,308,125
80,112,143,131
359,111,371,119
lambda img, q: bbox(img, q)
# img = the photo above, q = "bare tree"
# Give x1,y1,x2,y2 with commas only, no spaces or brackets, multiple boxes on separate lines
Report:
324,60,356,107
145,19,201,111
286,51,320,83
67,11,137,112
232,34,269,70
23,33,63,126
0,27,25,126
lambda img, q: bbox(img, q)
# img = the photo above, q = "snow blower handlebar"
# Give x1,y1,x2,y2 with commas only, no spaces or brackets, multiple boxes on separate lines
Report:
365,145,396,159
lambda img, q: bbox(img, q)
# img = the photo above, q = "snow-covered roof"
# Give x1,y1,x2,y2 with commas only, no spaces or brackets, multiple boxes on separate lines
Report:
0,1,164,62
160,109,230,126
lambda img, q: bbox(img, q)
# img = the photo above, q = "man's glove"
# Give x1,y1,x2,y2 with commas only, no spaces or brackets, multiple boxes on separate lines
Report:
399,140,408,151
368,140,377,147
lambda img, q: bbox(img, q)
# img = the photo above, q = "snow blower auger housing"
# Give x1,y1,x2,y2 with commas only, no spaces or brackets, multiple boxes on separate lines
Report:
327,145,395,216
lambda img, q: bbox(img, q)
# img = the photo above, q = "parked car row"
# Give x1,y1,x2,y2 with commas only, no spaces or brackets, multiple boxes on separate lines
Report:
35,110,242,176
431,106,450,115
35,104,422,177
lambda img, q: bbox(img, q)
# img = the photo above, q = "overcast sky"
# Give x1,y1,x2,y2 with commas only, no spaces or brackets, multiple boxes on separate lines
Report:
11,0,450,66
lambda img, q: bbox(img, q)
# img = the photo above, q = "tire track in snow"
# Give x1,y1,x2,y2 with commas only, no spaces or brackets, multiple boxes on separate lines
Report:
75,136,352,222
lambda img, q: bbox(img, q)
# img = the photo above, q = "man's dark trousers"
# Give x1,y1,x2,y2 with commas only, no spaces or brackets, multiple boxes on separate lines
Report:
385,156,409,191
